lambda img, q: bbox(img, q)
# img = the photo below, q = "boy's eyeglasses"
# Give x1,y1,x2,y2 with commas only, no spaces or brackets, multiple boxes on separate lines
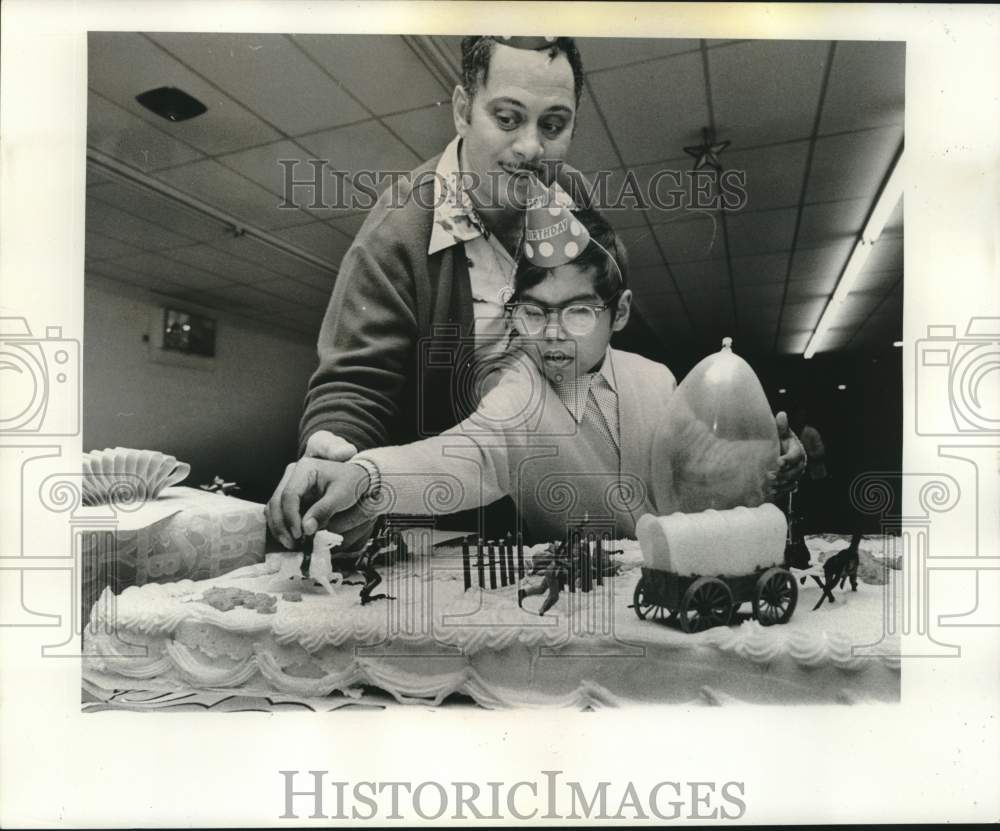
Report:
507,293,621,336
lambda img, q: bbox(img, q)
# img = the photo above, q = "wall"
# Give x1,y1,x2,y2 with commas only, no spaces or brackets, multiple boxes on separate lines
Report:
83,281,317,503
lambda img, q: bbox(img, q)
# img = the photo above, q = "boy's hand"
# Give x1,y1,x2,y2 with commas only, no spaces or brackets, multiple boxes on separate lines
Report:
267,459,370,549
769,412,807,497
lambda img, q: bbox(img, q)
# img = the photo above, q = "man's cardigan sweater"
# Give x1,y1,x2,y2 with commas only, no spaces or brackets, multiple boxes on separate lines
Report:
353,348,677,543
298,154,595,457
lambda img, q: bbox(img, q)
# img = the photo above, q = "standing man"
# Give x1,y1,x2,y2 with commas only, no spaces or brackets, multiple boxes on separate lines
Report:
268,35,805,547
269,36,592,547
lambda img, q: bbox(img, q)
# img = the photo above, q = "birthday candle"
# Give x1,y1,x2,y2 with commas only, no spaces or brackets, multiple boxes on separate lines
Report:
461,538,472,591
476,539,485,590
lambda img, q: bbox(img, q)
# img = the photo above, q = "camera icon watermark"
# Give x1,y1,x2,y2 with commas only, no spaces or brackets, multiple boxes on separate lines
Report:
915,317,999,436
0,316,80,436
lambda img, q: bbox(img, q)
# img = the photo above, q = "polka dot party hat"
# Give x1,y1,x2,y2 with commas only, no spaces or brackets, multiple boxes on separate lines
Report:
523,176,591,268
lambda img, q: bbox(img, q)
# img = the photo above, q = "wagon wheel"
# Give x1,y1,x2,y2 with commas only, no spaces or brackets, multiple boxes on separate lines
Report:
632,576,670,622
753,567,798,626
678,577,733,633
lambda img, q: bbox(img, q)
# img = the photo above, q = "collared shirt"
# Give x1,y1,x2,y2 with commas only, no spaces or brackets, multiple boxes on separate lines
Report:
428,136,575,349
550,348,620,450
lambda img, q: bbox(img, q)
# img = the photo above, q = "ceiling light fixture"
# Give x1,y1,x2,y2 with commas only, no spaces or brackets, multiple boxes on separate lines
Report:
804,144,904,359
837,384,847,391
778,388,787,394
893,340,903,347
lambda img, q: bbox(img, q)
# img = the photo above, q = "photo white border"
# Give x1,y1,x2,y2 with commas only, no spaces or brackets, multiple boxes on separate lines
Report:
2,1,998,826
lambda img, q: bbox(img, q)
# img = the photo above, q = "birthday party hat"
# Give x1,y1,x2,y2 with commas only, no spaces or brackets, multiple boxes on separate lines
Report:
523,176,591,268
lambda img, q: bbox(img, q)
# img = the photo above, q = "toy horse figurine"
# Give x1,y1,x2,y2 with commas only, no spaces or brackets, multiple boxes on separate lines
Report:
518,541,565,614
812,532,861,610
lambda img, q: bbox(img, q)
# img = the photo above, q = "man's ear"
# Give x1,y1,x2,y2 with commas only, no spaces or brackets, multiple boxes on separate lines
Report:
611,289,632,332
452,85,472,137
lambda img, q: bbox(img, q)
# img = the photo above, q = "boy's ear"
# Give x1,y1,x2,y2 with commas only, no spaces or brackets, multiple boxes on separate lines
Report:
611,289,632,332
452,85,472,136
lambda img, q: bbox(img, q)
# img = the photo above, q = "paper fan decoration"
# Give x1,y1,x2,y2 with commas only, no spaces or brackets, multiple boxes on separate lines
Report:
81,447,190,505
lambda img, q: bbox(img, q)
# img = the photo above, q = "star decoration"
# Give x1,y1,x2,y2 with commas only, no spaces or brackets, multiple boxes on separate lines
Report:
683,128,731,171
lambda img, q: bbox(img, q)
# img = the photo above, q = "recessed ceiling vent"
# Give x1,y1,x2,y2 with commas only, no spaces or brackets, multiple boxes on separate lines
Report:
135,86,207,122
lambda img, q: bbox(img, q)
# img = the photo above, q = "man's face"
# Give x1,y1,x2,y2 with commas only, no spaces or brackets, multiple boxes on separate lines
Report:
454,43,576,212
515,264,632,384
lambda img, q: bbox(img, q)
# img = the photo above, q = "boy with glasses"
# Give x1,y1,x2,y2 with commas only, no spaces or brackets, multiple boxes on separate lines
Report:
276,206,769,544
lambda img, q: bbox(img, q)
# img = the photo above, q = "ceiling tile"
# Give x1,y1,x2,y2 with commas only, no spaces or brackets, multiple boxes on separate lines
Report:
789,239,853,281
776,331,812,353
155,159,314,231
735,282,785,309
216,139,350,221
671,260,730,293
85,198,196,250
854,269,901,293
150,33,369,134
382,103,456,162
617,227,664,268
164,244,282,284
805,125,903,203
723,140,809,213
88,32,281,155
567,88,619,173
786,275,838,300
205,282,300,312
797,197,869,248
85,232,144,262
271,222,352,267
292,35,449,116
580,38,700,72
725,207,797,256
87,166,116,188
251,278,330,308
588,51,709,166
108,252,234,292
864,235,903,272
819,41,905,135
629,265,674,294
729,251,790,286
209,235,322,280
328,212,370,241
781,299,827,329
87,259,188,295
710,41,830,146
292,267,337,293
834,291,883,325
640,297,695,342
653,214,727,264
88,180,228,243
819,326,857,349
598,163,705,229
87,92,204,172
298,121,421,187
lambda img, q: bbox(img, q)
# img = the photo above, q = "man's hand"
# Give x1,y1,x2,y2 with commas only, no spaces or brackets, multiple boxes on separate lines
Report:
769,411,807,497
266,458,370,549
304,430,358,461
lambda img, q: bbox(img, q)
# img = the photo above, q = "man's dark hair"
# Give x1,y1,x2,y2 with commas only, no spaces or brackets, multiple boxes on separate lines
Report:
515,208,628,304
460,36,585,108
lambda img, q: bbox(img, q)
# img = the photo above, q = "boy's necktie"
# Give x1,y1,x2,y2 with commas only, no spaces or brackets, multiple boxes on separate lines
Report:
584,383,620,455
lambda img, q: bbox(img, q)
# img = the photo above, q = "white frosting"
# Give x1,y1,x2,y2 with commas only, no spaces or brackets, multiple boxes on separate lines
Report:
84,540,901,708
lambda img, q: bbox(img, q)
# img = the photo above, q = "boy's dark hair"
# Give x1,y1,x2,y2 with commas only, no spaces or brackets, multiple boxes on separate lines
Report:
460,36,585,108
515,208,628,303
